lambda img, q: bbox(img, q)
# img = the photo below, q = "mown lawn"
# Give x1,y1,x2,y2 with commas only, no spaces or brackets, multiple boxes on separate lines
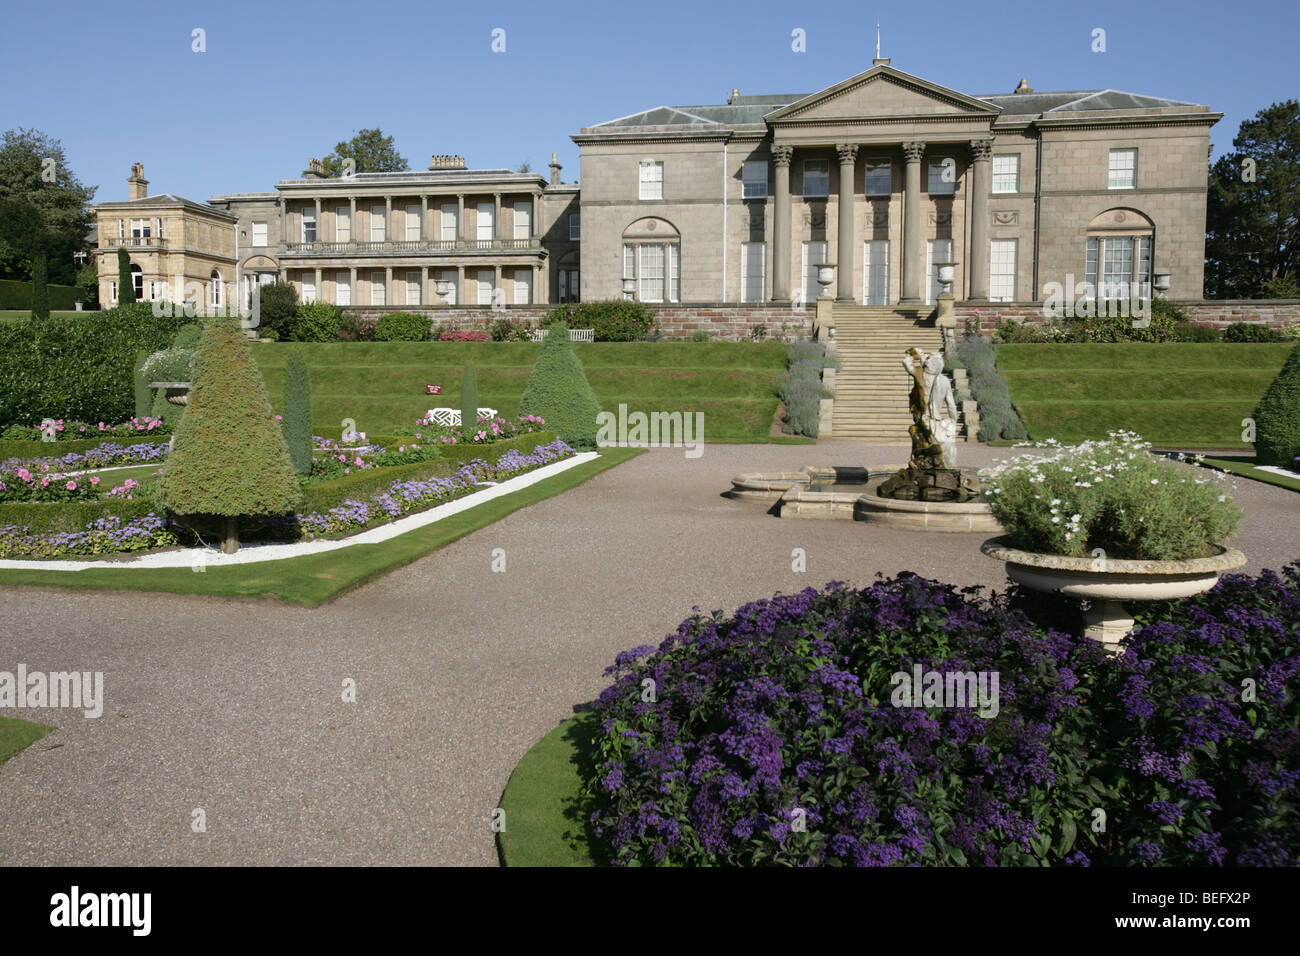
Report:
0,716,54,766
253,341,793,443
997,343,1294,448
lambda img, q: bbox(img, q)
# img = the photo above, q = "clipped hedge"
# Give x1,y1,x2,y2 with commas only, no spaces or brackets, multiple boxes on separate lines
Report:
954,335,1027,441
301,432,557,513
0,435,158,461
0,304,191,426
1252,342,1300,467
0,498,157,535
518,322,602,449
0,277,79,311
373,311,432,342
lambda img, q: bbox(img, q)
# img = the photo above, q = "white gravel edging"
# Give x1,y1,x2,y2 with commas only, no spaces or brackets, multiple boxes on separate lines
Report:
0,452,599,571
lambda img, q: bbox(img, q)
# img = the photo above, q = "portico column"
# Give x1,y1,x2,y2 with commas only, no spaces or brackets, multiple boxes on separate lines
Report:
313,198,321,243
385,197,392,244
835,143,859,303
349,197,357,244
349,266,356,306
421,195,429,243
968,139,993,301
457,195,465,245
314,267,322,303
385,266,392,306
493,192,502,243
771,144,794,302
900,141,926,305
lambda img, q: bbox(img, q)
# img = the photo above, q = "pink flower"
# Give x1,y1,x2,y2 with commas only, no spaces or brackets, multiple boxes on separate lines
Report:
40,478,49,487
66,481,77,490
90,476,100,485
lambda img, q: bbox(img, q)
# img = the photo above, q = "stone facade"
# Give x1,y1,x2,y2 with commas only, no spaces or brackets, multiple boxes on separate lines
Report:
574,63,1221,306
955,300,1300,333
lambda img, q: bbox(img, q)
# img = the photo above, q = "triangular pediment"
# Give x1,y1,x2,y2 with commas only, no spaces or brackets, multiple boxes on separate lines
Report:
767,66,999,122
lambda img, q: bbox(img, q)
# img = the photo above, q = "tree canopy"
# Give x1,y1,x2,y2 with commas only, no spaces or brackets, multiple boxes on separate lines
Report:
1205,100,1300,299
321,128,409,177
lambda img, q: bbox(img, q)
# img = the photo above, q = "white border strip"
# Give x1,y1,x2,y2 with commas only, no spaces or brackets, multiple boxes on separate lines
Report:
0,452,599,571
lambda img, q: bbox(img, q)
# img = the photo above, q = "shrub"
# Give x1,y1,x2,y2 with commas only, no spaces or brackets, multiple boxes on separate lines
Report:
490,317,533,341
255,282,298,340
1172,321,1222,342
117,248,135,305
0,303,189,426
437,329,490,342
1252,342,1300,467
460,363,478,441
150,385,184,430
776,341,830,437
282,352,312,475
373,311,430,342
750,324,768,342
1281,322,1300,341
30,255,49,320
986,431,1241,560
690,329,709,343
0,278,78,311
954,334,1027,441
1150,297,1188,325
75,264,99,310
1223,322,1283,342
158,318,302,552
293,301,344,342
141,347,195,383
337,312,376,342
588,567,1300,867
543,300,655,341
518,321,603,449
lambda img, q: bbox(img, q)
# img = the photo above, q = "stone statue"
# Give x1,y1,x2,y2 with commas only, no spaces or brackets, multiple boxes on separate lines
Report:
877,348,977,501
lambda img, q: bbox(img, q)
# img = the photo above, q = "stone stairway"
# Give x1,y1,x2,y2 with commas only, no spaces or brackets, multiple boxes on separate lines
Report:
828,305,944,442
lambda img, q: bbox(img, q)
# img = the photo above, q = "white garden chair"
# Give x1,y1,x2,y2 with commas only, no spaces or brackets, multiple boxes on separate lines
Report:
425,407,498,426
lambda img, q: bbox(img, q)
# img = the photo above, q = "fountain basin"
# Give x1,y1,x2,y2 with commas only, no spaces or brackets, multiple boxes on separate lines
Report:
728,466,1002,532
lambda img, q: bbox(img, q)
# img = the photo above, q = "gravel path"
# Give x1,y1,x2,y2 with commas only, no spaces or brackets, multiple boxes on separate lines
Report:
1,441,1296,866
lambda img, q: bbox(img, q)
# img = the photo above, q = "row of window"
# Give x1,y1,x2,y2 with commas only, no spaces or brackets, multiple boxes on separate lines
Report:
259,204,582,245
295,269,541,307
637,148,1139,201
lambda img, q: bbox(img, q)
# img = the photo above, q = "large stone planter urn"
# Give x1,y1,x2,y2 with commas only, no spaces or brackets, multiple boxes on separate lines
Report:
980,536,1246,651
149,381,191,406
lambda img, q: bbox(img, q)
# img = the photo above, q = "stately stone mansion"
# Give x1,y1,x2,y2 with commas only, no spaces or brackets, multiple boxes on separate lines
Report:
94,61,1219,312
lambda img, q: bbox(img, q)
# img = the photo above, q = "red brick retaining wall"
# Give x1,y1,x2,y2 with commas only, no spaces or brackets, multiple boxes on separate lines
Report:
345,304,811,340
953,300,1300,333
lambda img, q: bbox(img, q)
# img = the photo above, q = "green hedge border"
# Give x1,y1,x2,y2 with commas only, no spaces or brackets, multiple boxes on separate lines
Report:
0,498,157,534
0,278,79,311
0,435,170,460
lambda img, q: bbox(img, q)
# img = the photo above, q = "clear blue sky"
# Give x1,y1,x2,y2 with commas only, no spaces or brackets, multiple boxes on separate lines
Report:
1,0,1295,204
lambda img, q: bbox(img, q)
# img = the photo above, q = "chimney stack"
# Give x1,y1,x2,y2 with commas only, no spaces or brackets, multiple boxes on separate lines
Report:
1014,77,1034,94
127,162,148,200
548,151,562,186
302,158,326,179
727,88,740,104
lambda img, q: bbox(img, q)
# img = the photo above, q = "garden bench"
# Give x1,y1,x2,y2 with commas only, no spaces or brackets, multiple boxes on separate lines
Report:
425,407,499,427
530,328,595,343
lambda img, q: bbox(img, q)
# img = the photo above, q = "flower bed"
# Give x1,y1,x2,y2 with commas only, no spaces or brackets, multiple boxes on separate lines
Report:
289,439,573,538
986,431,1241,560
587,568,1300,866
0,514,177,559
2,441,171,477
0,416,166,443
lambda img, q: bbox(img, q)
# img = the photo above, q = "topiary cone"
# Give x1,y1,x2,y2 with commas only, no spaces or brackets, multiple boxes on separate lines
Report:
159,317,302,553
518,321,603,449
1253,341,1300,467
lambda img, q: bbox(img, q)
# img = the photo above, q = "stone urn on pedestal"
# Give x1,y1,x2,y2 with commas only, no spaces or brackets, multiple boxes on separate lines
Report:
149,381,191,406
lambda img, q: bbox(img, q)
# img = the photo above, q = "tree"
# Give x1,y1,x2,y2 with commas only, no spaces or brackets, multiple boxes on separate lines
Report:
321,128,408,177
518,321,603,449
75,263,99,309
517,160,532,173
282,352,313,475
255,281,298,339
117,247,136,304
460,363,478,439
159,318,302,553
0,128,96,285
1205,100,1300,299
30,254,49,320
1253,343,1300,468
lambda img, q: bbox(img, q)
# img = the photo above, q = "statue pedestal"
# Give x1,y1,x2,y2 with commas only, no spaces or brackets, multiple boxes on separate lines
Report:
936,294,956,328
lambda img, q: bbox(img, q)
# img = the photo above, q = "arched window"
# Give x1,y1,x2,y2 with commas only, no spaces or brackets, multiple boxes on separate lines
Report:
621,217,680,303
210,269,223,308
129,265,143,301
1085,208,1154,303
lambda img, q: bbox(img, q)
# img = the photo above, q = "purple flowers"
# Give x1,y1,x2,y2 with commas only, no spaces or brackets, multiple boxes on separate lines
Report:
0,513,177,558
587,565,1300,867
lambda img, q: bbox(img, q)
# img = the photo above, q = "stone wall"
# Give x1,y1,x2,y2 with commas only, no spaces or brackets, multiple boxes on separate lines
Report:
952,300,1300,333
345,303,811,340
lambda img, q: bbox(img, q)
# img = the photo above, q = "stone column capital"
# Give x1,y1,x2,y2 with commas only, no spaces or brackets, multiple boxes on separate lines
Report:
771,144,794,167
970,138,994,162
902,142,926,163
835,143,859,166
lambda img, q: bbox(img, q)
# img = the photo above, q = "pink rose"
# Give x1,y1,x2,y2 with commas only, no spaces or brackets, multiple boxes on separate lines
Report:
66,481,77,490
90,476,100,485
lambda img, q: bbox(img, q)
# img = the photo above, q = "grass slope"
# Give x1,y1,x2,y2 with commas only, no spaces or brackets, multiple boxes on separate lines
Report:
497,712,602,867
0,448,641,605
1200,457,1300,493
998,343,1293,447
0,716,54,766
252,341,788,442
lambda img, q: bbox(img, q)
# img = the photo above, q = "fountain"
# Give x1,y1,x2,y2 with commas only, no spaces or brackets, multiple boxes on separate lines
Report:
729,348,1001,532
